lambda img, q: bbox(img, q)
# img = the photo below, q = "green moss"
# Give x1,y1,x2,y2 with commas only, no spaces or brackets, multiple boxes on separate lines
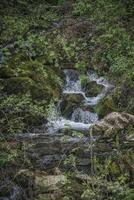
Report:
81,76,103,97
95,96,117,118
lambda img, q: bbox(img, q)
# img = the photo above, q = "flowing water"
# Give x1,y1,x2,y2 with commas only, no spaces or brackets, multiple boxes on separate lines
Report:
46,69,111,133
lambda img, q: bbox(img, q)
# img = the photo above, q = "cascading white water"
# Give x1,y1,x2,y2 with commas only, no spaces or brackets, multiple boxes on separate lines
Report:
87,71,110,87
46,69,111,134
46,102,92,133
63,69,82,93
71,108,98,124
83,70,112,106
47,118,91,133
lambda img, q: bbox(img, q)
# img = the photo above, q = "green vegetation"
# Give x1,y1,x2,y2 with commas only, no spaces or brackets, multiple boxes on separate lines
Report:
72,0,134,116
62,157,134,200
0,0,134,199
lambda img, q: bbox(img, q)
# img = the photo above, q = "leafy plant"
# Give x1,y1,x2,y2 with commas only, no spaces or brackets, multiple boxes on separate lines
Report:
73,0,92,16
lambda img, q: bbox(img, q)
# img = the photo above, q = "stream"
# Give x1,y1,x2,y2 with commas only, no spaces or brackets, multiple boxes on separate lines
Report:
46,69,111,134
16,68,112,174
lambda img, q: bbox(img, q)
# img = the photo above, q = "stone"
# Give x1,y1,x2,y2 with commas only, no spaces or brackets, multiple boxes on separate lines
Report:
95,96,117,118
35,174,66,192
81,77,104,97
90,112,134,138
61,92,85,117
63,92,85,104
17,169,65,198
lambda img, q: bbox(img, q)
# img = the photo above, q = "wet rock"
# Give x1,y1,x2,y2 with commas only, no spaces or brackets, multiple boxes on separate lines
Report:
36,154,63,170
63,92,84,104
64,69,79,82
28,141,62,155
15,133,63,143
80,104,95,113
26,135,90,170
76,157,91,166
81,78,104,97
61,92,85,117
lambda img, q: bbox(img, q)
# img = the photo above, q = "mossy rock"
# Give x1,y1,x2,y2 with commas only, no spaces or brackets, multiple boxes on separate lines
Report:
61,93,85,117
95,85,124,119
81,77,103,97
111,86,134,114
95,96,117,118
63,93,85,103
3,77,34,95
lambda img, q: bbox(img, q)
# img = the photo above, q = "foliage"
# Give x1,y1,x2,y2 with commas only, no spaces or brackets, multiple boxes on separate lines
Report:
0,94,47,134
72,0,92,16
0,0,134,199
62,154,134,200
0,144,18,167
75,61,87,73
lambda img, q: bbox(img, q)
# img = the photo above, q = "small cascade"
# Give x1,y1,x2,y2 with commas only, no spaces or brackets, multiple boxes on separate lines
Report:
87,70,110,87
16,68,113,180
63,69,82,93
71,108,98,124
83,71,112,106
46,69,111,134
84,94,104,106
47,118,91,133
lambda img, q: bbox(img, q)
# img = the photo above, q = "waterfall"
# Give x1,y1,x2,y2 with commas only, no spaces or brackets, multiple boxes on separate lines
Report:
63,69,82,93
46,69,111,134
71,108,98,124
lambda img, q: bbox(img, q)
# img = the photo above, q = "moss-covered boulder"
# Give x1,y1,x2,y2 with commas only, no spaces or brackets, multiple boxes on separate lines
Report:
95,95,116,118
90,112,134,138
81,76,103,97
63,92,84,103
95,84,134,119
61,92,85,117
